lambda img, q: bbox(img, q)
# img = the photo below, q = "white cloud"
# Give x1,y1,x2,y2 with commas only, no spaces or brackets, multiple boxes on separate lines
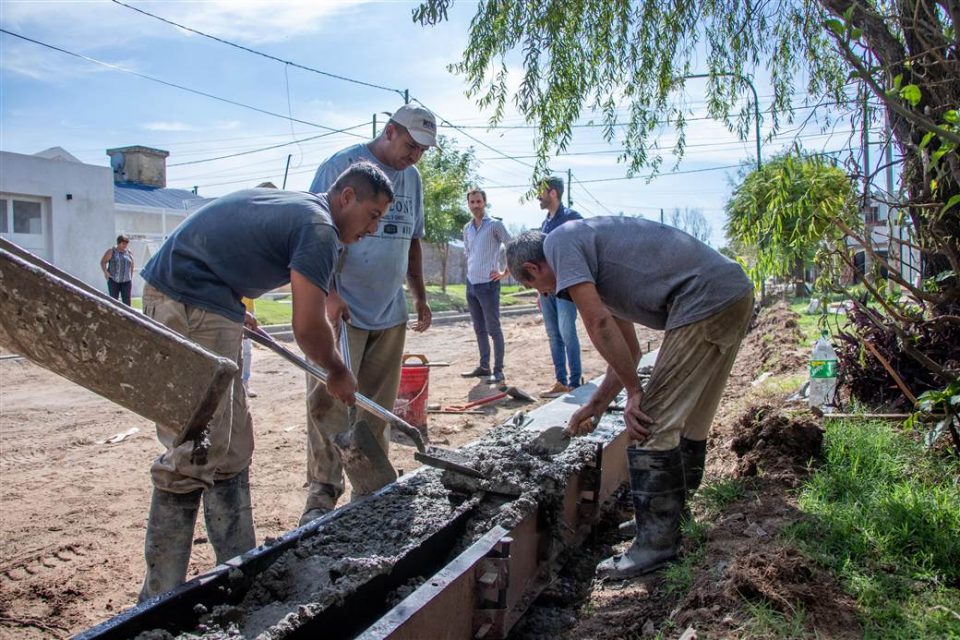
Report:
142,121,196,132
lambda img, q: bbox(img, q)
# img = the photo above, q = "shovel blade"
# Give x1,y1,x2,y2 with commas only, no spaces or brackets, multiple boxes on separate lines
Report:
333,419,397,496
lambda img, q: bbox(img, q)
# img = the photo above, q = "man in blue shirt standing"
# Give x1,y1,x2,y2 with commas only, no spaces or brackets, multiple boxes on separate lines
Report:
460,188,511,384
537,176,583,398
137,162,394,601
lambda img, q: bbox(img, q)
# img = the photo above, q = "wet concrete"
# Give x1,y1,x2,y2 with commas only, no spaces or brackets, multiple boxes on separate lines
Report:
152,410,611,639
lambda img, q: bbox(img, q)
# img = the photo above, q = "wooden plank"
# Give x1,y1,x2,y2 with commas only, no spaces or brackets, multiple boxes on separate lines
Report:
0,239,237,446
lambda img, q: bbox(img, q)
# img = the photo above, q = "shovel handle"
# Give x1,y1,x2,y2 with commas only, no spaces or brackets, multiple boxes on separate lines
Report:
244,326,426,453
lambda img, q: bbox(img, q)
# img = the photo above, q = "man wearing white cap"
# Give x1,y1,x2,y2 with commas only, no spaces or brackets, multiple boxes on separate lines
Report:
300,104,437,525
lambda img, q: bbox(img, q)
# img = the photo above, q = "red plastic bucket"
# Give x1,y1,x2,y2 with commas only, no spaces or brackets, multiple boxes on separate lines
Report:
394,354,430,437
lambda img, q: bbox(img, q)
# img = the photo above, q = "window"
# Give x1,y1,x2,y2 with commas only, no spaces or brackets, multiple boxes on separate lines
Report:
864,205,880,224
0,199,6,233
13,200,42,234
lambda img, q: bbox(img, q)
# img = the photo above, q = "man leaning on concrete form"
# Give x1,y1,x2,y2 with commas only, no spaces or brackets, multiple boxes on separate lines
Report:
300,104,437,526
506,217,753,580
137,162,394,600
460,188,511,385
536,176,583,398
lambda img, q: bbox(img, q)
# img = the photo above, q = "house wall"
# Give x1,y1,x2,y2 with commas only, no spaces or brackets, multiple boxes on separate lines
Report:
0,150,115,289
114,204,190,296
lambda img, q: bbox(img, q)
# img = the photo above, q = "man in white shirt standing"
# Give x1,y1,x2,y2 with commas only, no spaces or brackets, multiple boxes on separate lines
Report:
460,188,511,384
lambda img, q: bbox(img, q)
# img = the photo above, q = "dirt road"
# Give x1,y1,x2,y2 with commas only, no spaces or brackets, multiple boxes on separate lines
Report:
0,313,660,638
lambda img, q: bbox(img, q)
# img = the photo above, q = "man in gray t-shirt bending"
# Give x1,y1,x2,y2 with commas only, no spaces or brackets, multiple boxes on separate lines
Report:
300,104,437,526
506,217,753,580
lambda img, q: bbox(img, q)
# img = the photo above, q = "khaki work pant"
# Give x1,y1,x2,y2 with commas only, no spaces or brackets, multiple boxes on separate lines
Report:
304,322,406,511
641,292,754,451
143,285,254,493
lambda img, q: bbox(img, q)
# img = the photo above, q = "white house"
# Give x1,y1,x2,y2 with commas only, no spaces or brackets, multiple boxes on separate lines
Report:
0,147,115,288
108,146,211,295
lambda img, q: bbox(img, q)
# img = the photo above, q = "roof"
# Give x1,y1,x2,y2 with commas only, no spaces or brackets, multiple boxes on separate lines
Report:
33,146,82,163
114,183,213,210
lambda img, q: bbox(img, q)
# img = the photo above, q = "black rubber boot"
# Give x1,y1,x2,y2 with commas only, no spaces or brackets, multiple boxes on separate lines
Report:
599,446,685,579
618,437,707,538
139,487,202,602
203,468,256,565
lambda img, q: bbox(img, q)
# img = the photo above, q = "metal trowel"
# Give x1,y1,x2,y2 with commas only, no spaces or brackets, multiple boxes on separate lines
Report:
526,416,601,457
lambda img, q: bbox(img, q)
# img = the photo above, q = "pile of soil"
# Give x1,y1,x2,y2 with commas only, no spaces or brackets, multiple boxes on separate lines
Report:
730,403,823,487
741,300,808,375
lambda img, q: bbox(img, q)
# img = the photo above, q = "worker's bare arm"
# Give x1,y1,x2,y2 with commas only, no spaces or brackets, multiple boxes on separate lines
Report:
566,282,652,440
290,269,356,404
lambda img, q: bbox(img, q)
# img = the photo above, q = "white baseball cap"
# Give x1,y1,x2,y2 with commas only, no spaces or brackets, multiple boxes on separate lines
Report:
390,104,438,147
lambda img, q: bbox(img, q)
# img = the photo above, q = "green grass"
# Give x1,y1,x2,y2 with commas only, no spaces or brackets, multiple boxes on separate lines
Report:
788,297,826,345
740,600,809,639
785,419,960,638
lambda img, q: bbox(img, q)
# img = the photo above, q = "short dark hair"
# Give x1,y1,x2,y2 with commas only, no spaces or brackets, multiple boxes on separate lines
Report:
467,188,487,202
116,235,129,244
505,230,547,281
543,176,564,199
330,161,395,203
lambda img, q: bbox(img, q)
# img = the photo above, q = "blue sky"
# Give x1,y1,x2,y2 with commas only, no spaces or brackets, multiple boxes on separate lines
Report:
1,0,882,247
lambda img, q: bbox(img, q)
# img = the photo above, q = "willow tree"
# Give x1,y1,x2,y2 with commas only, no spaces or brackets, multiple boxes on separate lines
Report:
725,152,859,295
415,0,959,424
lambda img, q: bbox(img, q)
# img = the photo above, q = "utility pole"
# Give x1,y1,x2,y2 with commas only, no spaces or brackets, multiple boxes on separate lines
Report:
282,154,292,189
660,208,664,224
862,83,873,278
567,168,573,207
372,114,377,139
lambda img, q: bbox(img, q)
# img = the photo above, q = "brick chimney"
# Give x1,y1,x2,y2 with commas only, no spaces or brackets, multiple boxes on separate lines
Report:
106,145,170,188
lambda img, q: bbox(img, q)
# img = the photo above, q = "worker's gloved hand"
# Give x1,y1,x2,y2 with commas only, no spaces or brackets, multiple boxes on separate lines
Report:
326,362,357,406
624,392,655,442
566,401,603,436
244,311,259,331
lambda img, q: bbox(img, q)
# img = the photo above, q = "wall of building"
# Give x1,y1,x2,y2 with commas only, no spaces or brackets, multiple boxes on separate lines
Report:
113,205,190,296
0,151,115,289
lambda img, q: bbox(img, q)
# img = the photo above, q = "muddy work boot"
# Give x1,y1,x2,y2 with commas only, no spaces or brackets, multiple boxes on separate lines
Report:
203,468,256,564
599,446,685,580
139,487,202,602
298,482,339,527
618,437,706,538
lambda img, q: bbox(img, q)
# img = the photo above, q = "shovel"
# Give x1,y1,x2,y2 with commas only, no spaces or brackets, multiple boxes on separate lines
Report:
244,327,487,483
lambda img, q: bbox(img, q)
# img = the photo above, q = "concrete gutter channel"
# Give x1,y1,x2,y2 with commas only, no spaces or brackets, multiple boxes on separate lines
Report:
76,353,655,640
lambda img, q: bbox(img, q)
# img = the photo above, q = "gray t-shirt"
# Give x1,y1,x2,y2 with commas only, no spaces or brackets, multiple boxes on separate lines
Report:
546,216,751,331
309,143,425,330
141,188,341,323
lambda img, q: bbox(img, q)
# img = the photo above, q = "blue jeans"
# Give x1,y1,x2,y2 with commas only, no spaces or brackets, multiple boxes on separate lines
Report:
466,281,504,375
540,294,581,386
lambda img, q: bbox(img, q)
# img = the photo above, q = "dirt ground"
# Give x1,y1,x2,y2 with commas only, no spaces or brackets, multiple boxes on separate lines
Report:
0,312,661,639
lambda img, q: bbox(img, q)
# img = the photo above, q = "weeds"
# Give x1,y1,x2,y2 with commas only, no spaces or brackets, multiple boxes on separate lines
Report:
786,419,960,638
740,599,810,639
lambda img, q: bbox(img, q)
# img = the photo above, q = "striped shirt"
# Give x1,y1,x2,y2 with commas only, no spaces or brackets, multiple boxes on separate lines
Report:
463,216,511,285
107,247,134,283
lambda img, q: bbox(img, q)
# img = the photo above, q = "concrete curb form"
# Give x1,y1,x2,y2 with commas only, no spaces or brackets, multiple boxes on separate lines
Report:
261,304,540,339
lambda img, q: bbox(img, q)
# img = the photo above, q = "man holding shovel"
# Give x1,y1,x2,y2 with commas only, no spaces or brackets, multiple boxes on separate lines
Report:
137,162,393,600
301,104,436,525
506,218,753,579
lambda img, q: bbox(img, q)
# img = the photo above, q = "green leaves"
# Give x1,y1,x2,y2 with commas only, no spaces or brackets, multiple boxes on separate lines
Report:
724,152,857,288
899,84,922,107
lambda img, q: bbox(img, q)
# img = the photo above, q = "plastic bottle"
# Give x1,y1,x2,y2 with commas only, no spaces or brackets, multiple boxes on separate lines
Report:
808,331,838,412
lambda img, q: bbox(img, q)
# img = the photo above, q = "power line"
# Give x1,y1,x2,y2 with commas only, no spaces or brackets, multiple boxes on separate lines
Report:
571,174,617,216
0,28,370,138
484,163,743,189
110,0,406,98
168,122,370,167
